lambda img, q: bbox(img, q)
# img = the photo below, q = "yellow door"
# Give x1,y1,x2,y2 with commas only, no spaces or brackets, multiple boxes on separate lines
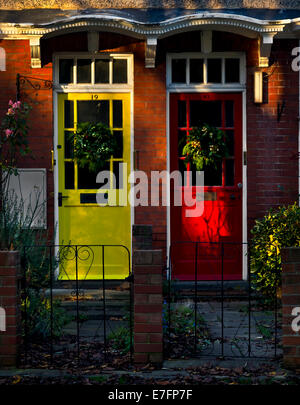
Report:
57,93,131,280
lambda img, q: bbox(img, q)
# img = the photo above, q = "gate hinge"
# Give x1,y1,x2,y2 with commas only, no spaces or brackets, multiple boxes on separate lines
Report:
243,151,247,166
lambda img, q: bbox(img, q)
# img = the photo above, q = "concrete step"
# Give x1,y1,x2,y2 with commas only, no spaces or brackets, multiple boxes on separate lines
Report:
46,288,130,301
54,280,131,290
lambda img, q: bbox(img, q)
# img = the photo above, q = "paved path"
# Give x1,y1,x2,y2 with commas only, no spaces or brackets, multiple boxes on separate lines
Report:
51,289,281,359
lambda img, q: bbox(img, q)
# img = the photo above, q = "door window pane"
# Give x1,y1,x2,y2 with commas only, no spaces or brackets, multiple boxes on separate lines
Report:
203,162,222,186
178,100,186,127
225,59,240,83
178,130,187,157
64,131,74,159
190,100,222,127
59,59,73,84
225,159,235,186
64,100,74,128
77,100,109,126
225,130,234,156
112,161,123,189
207,59,222,83
113,130,123,158
172,59,186,83
95,59,109,83
190,59,204,83
93,161,111,189
78,164,109,190
113,59,127,83
178,158,186,178
225,100,234,127
77,59,91,83
113,100,123,128
65,162,74,189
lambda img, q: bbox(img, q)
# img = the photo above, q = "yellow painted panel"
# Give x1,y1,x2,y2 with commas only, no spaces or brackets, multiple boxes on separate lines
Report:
57,93,131,280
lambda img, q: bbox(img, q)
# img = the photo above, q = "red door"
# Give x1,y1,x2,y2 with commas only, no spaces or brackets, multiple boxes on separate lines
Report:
170,93,243,280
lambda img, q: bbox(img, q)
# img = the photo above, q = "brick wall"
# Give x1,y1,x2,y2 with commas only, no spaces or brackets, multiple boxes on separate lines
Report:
281,247,300,369
0,251,21,368
213,32,299,230
133,249,163,365
0,31,298,255
246,39,299,230
0,39,54,239
132,225,153,250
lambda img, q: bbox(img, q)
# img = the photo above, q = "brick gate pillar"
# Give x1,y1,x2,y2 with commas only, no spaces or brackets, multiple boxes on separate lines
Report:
0,251,21,368
133,250,163,366
281,247,300,369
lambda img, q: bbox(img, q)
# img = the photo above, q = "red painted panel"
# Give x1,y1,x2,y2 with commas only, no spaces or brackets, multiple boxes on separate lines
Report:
170,93,243,280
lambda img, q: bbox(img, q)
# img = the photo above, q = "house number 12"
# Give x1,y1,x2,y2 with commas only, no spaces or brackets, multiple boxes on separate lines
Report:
91,95,99,100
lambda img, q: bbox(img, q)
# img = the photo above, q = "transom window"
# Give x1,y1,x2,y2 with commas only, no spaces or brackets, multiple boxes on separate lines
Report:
54,54,132,87
167,53,245,88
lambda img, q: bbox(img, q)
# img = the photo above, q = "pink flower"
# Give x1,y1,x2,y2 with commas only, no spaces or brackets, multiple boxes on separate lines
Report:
8,100,13,106
4,129,13,138
12,101,21,109
6,108,14,115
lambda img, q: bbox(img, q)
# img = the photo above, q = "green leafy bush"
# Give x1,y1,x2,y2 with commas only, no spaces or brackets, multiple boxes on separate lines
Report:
250,203,300,298
22,291,70,339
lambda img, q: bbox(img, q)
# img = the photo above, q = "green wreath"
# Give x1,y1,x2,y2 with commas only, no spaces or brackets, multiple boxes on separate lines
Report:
182,124,229,170
71,122,118,172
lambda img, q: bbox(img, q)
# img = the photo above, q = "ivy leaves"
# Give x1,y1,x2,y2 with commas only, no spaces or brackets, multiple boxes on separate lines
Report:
182,124,229,170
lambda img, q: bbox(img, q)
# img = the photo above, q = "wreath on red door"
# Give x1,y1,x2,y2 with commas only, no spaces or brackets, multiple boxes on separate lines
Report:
71,122,118,172
182,124,229,170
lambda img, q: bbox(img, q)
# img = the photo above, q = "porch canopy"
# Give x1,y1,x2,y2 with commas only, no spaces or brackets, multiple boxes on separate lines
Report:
1,8,300,67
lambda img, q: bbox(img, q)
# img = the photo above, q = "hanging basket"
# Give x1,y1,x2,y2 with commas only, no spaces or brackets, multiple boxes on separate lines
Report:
182,124,229,171
71,122,118,172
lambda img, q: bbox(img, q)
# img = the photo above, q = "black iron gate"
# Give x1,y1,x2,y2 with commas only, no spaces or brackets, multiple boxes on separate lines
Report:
164,241,281,360
20,244,133,369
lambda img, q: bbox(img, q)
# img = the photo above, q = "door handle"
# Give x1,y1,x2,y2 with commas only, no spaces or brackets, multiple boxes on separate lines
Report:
58,192,69,207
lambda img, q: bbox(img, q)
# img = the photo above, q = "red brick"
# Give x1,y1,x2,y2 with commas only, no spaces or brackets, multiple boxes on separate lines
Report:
134,295,149,304
135,313,150,323
134,304,162,313
134,324,162,333
134,285,162,294
281,295,300,305
134,333,149,343
0,287,17,296
149,334,162,343
148,294,163,304
134,353,148,363
133,265,162,275
0,355,18,368
282,336,300,346
134,343,163,353
0,252,20,267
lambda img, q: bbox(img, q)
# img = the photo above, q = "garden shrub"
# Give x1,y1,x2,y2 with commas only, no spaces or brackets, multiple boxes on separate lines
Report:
0,99,69,339
108,326,132,355
250,203,300,298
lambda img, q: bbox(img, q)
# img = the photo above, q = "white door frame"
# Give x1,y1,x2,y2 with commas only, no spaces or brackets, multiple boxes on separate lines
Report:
52,53,134,278
166,52,247,280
